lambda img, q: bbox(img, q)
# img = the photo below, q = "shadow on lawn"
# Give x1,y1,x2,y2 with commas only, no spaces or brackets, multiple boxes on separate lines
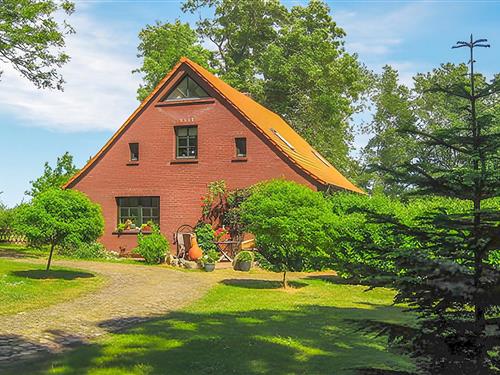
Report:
11,269,95,280
220,278,308,289
9,303,415,375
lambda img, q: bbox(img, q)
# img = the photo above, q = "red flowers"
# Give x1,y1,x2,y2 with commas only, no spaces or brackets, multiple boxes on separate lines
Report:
214,227,230,242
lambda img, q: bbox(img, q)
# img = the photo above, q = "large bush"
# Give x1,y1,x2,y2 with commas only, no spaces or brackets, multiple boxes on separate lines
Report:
326,192,500,281
133,226,169,264
240,179,334,287
14,189,104,270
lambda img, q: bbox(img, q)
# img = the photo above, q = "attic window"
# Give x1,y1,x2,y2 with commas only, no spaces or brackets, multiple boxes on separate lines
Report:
312,150,331,167
270,128,295,151
166,76,210,100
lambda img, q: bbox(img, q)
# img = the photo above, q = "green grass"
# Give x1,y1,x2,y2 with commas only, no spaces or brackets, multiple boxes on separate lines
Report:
9,275,416,375
0,258,103,315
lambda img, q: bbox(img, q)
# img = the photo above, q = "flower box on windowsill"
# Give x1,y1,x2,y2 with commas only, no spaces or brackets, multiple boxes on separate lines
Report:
112,229,152,236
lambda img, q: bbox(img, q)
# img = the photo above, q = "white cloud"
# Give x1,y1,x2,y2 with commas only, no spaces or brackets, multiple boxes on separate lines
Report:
335,3,432,62
0,13,141,132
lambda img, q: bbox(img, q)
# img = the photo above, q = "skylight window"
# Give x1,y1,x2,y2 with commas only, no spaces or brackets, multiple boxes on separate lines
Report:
312,150,331,167
270,128,295,151
166,76,210,100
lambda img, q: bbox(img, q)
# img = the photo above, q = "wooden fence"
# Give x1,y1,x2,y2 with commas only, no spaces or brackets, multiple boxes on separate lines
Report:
0,230,27,245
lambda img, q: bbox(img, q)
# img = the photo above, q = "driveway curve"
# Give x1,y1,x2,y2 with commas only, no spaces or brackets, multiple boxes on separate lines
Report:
0,259,216,363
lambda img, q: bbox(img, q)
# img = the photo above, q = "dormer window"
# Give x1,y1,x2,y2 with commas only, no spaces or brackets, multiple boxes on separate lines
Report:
166,76,210,101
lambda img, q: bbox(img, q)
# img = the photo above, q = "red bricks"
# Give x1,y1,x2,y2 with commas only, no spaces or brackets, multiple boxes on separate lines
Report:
70,65,320,253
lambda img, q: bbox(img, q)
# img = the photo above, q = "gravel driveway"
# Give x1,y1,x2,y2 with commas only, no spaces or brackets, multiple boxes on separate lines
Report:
0,258,216,364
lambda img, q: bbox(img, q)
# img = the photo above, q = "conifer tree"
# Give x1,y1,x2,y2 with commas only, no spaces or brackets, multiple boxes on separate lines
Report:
374,36,500,374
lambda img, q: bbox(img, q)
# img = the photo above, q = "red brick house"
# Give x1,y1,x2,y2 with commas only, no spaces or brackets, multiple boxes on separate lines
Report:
64,57,362,252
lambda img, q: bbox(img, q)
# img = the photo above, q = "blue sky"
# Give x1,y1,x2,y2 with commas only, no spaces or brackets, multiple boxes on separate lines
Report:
1,0,499,207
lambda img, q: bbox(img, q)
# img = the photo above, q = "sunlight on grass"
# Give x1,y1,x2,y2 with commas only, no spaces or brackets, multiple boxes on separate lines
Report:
0,259,103,315
5,272,416,375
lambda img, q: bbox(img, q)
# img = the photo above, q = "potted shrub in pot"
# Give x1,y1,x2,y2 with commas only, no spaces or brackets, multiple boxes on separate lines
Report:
233,251,254,271
201,249,219,272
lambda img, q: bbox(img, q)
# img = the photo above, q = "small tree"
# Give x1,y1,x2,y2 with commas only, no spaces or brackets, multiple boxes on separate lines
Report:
240,179,334,288
15,189,104,270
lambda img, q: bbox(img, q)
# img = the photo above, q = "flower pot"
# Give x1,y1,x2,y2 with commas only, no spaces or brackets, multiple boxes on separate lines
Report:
204,263,215,272
236,261,252,272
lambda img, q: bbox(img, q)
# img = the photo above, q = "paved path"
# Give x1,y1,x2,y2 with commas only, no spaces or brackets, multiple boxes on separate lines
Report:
0,258,216,363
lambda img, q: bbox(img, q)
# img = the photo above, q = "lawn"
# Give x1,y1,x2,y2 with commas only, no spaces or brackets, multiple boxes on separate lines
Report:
0,258,103,315
9,275,416,375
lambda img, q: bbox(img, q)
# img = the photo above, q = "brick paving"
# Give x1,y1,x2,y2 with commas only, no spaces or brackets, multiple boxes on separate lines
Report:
0,258,215,364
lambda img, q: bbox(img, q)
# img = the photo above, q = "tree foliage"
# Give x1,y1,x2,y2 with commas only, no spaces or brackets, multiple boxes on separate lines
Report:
363,63,499,195
240,179,334,287
134,20,213,101
26,152,79,197
0,0,75,90
15,189,104,270
136,0,369,173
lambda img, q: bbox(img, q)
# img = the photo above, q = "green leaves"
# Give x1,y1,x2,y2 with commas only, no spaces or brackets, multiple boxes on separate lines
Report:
15,188,104,250
0,0,74,90
26,151,79,197
134,20,214,102
240,179,334,274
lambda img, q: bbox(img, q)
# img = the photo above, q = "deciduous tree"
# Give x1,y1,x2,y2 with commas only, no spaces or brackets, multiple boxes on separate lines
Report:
0,0,75,90
15,189,104,270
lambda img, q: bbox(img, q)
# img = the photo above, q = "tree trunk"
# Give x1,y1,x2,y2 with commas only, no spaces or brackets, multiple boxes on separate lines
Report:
282,270,288,289
46,242,55,271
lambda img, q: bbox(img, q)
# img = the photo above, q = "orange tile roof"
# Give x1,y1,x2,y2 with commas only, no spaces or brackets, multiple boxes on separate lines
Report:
65,57,363,193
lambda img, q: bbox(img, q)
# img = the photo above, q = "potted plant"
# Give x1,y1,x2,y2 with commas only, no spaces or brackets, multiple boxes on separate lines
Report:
201,249,219,272
141,220,154,232
233,251,254,272
116,223,127,234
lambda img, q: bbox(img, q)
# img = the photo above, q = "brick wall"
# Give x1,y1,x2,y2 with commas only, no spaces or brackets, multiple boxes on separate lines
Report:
70,65,320,253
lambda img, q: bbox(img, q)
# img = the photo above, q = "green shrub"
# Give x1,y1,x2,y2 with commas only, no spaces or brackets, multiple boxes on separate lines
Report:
234,250,254,263
326,192,500,281
241,179,334,287
133,226,169,264
194,223,217,253
201,249,219,265
59,241,115,259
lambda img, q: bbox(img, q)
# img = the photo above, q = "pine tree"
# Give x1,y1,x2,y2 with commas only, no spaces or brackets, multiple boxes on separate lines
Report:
375,36,500,374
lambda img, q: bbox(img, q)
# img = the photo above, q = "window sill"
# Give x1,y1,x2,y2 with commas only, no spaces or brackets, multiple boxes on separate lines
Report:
156,98,215,107
170,159,199,165
126,161,139,166
231,157,248,162
112,230,152,236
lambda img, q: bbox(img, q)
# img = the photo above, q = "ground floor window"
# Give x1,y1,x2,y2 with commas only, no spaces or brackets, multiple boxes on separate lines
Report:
117,197,159,227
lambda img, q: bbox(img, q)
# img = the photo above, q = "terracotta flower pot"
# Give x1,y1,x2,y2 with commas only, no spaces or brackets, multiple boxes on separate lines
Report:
188,236,203,261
